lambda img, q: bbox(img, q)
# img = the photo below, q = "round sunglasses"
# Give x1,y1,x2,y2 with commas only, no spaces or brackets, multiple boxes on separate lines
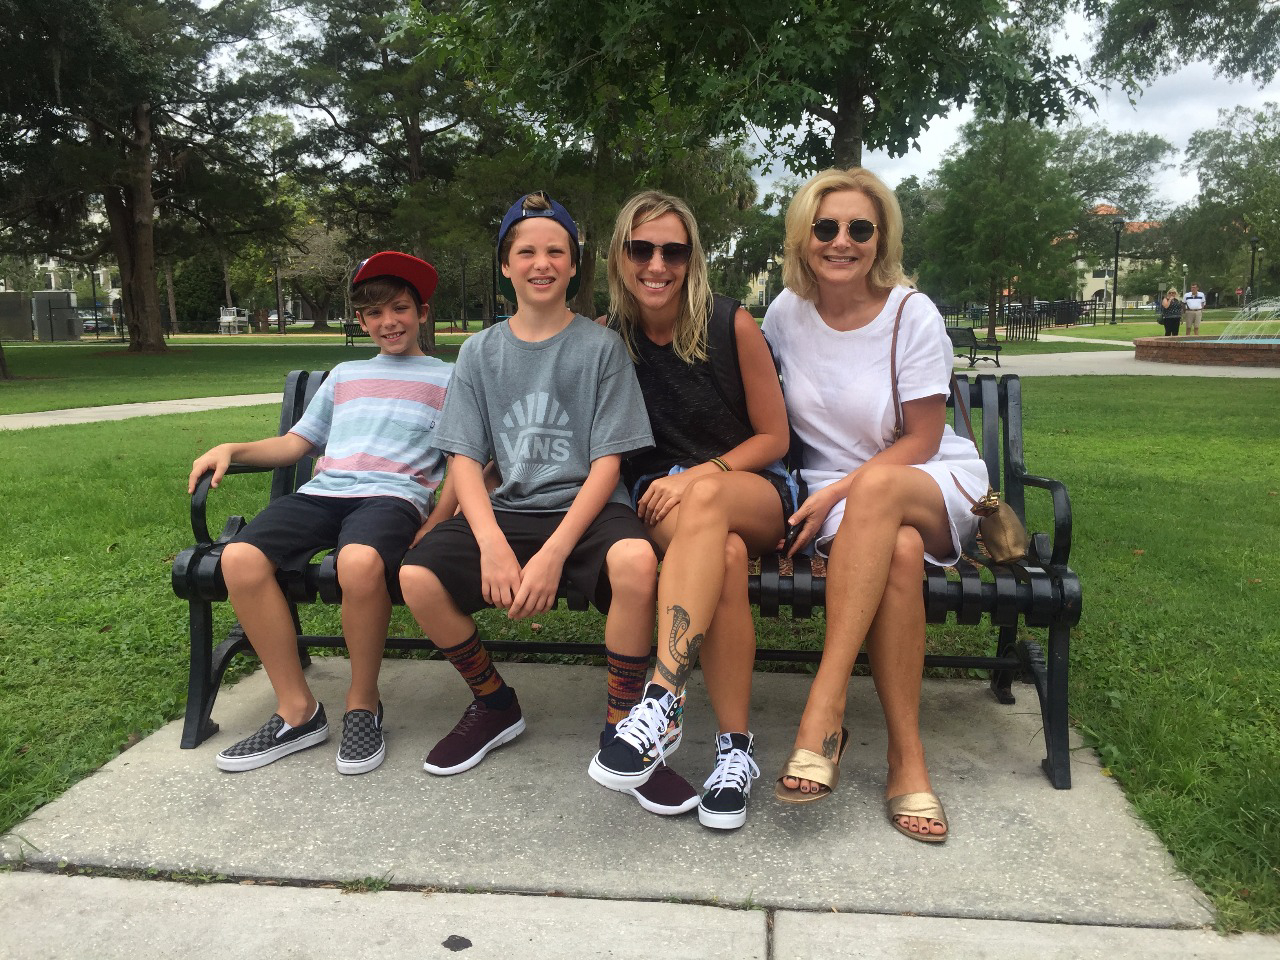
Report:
622,240,693,267
811,218,877,244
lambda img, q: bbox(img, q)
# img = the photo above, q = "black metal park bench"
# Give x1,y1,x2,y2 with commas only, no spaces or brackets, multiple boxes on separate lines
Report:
342,320,370,346
171,371,1081,788
947,326,1003,367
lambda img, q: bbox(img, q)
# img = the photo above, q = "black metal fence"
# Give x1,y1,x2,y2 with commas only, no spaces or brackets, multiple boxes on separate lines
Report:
937,299,1097,342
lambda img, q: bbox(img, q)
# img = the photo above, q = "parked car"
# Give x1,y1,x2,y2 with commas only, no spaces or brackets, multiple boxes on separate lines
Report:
82,317,115,333
267,310,296,323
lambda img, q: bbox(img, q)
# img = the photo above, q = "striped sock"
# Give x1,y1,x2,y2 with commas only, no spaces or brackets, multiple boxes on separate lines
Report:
438,631,505,701
605,650,650,727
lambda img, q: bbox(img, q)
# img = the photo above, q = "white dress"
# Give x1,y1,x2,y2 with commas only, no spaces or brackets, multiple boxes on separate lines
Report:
761,286,989,565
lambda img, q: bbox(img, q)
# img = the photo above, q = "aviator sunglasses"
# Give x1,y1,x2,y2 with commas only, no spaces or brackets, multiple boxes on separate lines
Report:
622,240,693,267
811,218,877,244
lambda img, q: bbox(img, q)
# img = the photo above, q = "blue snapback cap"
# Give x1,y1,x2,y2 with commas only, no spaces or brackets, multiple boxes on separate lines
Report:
496,192,581,301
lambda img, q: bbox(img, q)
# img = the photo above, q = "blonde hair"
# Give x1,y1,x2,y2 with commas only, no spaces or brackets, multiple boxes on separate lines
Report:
607,190,713,364
782,167,911,301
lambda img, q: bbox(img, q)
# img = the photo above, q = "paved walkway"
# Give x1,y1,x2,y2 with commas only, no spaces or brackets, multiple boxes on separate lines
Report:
4,661,1277,958
3,346,1279,957
2,345,1277,433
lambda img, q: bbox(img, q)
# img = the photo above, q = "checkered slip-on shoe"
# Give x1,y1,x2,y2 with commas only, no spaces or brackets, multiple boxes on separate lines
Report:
215,703,329,772
336,702,385,775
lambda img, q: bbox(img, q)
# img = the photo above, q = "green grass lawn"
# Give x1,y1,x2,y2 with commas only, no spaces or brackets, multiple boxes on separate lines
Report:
0,339,465,415
0,376,1277,930
0,332,1120,417
1041,312,1243,342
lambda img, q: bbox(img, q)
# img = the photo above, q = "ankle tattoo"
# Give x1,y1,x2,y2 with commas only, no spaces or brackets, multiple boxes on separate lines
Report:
821,730,841,760
655,604,703,691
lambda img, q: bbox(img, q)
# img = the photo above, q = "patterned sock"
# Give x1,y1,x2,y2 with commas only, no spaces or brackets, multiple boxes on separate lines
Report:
605,650,650,727
438,630,506,702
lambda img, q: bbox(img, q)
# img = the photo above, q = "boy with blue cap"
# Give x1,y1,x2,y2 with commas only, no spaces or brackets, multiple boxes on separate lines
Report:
400,192,691,812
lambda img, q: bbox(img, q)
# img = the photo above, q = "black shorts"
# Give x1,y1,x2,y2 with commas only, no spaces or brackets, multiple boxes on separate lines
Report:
402,502,652,614
231,493,421,586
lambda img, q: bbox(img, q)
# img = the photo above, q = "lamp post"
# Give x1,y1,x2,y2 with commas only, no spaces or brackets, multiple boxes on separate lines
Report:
1110,216,1124,324
1248,236,1259,306
1181,263,1188,295
764,256,775,307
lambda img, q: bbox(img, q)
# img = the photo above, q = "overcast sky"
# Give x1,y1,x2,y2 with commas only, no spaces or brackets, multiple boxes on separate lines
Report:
758,13,1277,213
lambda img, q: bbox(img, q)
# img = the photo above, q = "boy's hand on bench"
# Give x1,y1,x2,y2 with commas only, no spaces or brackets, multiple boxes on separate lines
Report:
189,446,234,493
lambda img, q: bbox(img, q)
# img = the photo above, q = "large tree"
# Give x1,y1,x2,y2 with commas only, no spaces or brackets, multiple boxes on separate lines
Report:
1182,102,1280,296
418,0,1093,173
1052,125,1175,280
0,0,277,353
1087,0,1280,85
920,113,1079,333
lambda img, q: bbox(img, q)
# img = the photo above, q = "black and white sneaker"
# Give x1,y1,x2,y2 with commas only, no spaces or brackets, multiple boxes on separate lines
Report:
336,702,385,775
216,703,329,772
698,732,759,830
588,684,682,792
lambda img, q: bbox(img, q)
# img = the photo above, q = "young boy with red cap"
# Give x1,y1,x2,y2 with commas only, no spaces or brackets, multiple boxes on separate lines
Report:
398,193,692,814
189,252,454,776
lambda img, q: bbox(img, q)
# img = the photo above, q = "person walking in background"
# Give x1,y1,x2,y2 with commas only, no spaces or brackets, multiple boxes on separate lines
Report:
1160,287,1183,336
1183,283,1206,335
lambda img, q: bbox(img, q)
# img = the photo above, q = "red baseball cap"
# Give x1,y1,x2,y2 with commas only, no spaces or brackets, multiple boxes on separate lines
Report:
352,251,438,304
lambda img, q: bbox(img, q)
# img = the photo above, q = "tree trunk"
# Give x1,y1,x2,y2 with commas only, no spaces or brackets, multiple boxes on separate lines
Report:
0,342,11,380
571,240,597,318
164,261,177,336
831,76,866,168
222,255,233,308
100,105,166,353
414,242,437,353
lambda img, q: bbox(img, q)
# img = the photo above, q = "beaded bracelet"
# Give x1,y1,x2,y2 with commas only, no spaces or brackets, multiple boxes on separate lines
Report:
709,456,731,472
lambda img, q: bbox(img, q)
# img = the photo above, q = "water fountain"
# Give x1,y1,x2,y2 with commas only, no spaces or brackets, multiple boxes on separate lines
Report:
1135,297,1280,366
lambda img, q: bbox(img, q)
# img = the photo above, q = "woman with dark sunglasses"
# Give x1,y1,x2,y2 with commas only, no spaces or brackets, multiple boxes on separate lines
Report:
586,190,794,831
761,168,989,843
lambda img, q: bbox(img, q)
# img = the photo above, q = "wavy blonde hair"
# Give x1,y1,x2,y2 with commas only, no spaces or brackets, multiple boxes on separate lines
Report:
782,167,911,301
607,190,713,364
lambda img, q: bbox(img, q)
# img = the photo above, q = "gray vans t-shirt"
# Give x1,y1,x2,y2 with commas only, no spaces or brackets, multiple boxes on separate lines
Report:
434,314,653,511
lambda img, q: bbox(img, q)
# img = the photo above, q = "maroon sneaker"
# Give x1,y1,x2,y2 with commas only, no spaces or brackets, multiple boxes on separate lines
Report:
423,693,526,776
630,762,699,815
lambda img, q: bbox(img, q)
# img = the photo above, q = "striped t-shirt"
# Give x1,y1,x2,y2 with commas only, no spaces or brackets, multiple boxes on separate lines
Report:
289,353,452,518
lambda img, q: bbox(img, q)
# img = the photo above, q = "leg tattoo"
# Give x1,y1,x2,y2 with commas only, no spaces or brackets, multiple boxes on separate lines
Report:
655,604,704,691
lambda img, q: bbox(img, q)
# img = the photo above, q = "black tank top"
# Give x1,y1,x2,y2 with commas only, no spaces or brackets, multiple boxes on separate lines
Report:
619,296,752,485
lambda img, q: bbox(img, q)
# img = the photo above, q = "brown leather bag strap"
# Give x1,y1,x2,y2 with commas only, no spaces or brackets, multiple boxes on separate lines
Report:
889,290,918,440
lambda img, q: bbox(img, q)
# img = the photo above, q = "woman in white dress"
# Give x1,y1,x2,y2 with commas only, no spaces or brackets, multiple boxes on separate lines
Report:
761,167,989,843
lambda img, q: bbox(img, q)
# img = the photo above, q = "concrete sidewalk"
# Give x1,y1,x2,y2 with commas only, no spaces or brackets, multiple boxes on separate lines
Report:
3,660,1277,958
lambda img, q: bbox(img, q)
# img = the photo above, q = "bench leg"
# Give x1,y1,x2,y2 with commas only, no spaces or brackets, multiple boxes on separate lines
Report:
988,624,1017,705
180,599,221,749
1039,620,1072,789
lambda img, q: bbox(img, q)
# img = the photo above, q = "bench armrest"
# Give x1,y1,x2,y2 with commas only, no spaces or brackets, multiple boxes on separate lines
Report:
1018,473,1073,567
190,466,271,547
